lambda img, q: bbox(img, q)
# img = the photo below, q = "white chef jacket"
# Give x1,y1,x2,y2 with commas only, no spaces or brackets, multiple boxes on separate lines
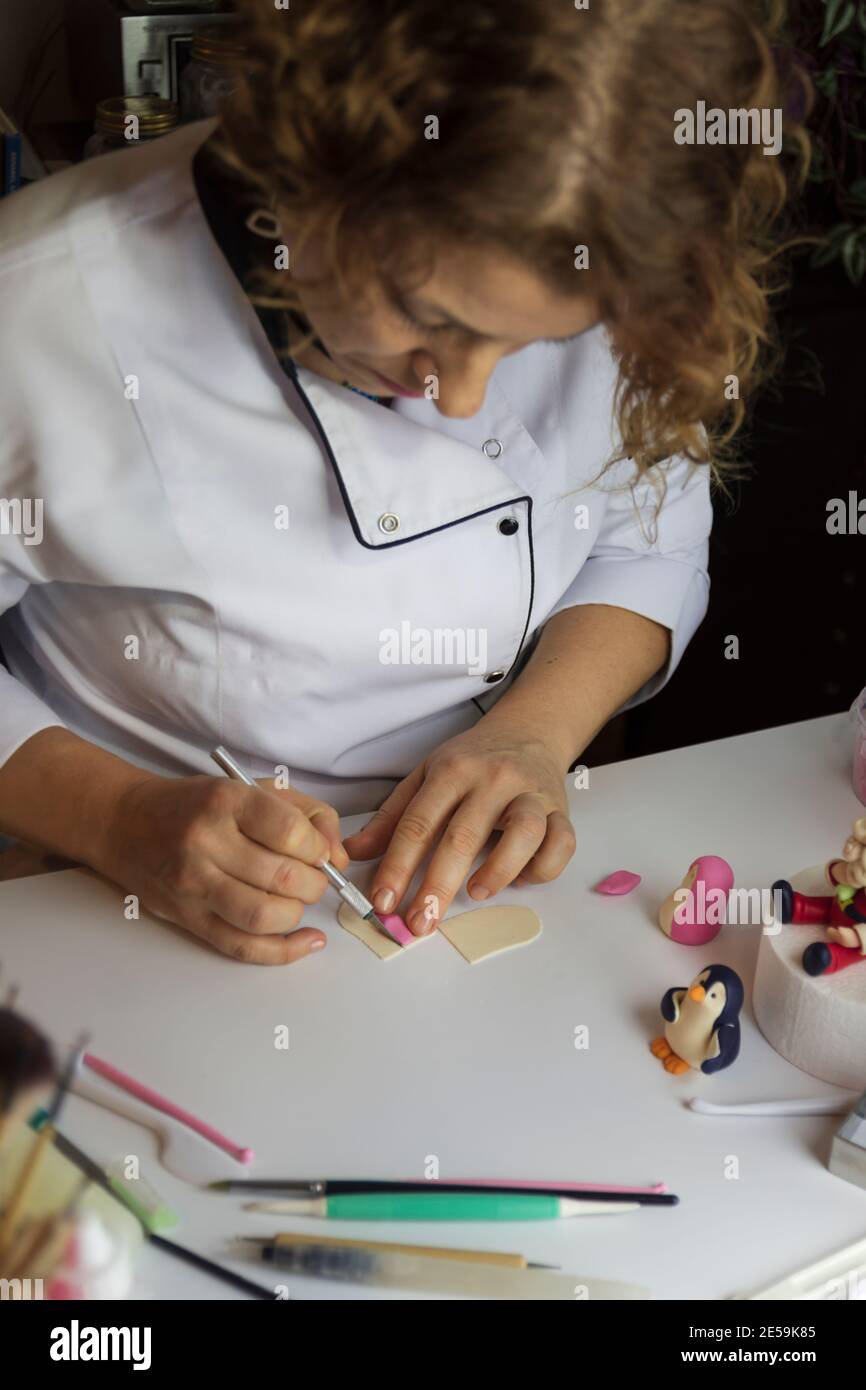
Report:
0,120,711,816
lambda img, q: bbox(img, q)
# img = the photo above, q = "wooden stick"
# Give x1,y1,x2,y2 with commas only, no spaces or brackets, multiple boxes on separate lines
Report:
4,1213,54,1278
16,1211,76,1283
0,1121,55,1259
4,1174,87,1279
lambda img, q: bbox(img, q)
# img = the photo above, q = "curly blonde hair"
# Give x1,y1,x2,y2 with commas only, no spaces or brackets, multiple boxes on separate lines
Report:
217,0,810,482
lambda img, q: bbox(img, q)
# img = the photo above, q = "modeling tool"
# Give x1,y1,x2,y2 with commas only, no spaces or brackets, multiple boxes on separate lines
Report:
690,1095,854,1117
104,1161,176,1234
211,745,404,946
242,1192,639,1220
24,1109,173,1235
237,1233,553,1267
238,1236,648,1300
212,1177,677,1205
81,1052,254,1166
71,1072,246,1185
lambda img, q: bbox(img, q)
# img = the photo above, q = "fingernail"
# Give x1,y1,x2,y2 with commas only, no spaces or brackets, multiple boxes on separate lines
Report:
375,888,395,912
308,938,326,952
469,885,490,900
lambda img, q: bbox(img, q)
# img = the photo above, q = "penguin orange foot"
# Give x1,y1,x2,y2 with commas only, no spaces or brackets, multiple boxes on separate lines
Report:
663,1053,690,1075
650,1037,672,1059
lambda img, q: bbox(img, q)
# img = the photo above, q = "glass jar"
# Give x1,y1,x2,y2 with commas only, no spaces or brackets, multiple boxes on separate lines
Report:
180,31,248,122
83,97,179,159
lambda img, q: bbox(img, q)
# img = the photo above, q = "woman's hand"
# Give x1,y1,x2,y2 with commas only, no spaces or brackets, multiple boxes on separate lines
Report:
100,774,348,964
343,721,575,934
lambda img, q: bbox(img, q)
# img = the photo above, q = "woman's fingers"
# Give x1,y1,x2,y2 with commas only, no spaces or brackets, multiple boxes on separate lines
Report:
212,840,329,907
402,792,549,929
495,808,577,888
364,773,466,918
285,793,349,872
399,793,504,932
343,766,425,862
237,785,331,866
193,911,326,966
207,869,307,935
105,775,343,966
462,793,551,899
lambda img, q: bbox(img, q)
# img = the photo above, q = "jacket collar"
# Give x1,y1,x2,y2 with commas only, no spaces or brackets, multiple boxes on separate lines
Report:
291,366,532,549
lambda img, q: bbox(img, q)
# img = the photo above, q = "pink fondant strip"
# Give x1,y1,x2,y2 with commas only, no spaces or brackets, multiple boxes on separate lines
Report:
379,913,416,946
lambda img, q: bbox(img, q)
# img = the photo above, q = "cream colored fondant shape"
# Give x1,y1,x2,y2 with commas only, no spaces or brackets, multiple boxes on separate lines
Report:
439,905,542,964
336,902,433,961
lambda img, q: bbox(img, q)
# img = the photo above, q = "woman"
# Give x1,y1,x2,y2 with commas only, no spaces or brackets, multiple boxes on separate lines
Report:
0,0,803,963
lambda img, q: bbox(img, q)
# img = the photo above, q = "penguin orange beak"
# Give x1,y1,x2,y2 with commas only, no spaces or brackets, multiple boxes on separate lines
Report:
689,985,707,1002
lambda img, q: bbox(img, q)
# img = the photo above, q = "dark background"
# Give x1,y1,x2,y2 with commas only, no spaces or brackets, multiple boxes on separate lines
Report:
617,246,865,763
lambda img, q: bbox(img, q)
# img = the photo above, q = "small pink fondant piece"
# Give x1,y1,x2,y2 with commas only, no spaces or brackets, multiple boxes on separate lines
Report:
379,913,415,946
594,870,642,896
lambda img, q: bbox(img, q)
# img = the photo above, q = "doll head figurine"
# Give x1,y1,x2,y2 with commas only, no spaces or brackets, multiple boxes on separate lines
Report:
658,855,734,946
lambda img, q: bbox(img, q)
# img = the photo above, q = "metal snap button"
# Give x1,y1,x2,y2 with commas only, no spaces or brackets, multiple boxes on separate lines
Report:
498,517,519,535
378,513,400,535
484,670,506,684
482,439,503,459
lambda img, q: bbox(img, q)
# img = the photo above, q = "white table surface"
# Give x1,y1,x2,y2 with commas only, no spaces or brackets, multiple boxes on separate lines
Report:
2,712,865,1301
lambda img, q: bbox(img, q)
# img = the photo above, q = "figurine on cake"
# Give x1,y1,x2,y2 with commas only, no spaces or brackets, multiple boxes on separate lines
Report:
773,817,866,976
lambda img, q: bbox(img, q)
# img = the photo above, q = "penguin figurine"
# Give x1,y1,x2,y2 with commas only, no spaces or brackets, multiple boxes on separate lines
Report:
650,964,744,1076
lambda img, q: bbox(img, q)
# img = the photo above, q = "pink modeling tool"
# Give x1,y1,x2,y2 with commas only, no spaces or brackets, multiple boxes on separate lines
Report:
83,1053,254,1165
448,1177,668,1196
